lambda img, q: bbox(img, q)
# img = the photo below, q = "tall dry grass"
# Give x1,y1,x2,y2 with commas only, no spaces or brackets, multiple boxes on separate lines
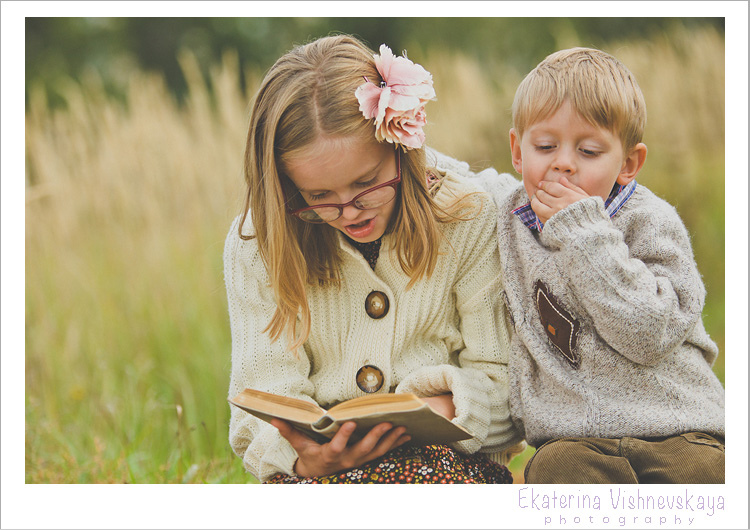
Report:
26,51,252,483
25,25,724,483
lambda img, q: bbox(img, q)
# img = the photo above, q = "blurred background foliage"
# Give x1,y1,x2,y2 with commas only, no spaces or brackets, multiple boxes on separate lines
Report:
25,17,725,484
26,17,724,108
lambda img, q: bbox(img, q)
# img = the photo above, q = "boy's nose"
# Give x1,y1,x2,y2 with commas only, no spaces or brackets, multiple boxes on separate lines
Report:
552,150,576,173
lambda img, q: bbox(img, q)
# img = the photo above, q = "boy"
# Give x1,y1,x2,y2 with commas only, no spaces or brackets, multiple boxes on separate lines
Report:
480,47,725,483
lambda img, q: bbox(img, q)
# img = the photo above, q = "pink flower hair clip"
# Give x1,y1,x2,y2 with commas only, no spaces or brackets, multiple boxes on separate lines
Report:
355,44,436,150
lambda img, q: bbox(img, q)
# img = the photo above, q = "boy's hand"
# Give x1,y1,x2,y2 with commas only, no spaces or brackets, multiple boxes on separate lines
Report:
530,176,589,225
271,419,410,478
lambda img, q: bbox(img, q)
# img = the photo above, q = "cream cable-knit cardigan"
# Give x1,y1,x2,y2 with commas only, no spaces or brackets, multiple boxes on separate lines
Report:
224,168,523,482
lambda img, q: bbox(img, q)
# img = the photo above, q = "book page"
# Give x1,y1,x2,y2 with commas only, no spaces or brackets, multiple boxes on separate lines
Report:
327,393,424,418
230,389,326,425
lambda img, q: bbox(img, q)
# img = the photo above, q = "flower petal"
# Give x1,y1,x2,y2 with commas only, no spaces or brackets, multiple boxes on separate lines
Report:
374,87,391,125
374,44,396,81
387,55,432,87
355,82,383,120
359,44,434,150
377,106,427,149
386,92,423,112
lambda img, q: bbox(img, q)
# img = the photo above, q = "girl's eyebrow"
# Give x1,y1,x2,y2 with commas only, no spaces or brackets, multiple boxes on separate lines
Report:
298,158,384,193
355,160,383,181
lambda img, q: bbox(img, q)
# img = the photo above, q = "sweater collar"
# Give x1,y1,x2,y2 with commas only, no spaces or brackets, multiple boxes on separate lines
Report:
346,237,383,270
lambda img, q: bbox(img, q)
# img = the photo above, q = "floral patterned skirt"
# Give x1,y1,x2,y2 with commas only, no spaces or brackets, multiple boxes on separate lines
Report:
265,444,513,484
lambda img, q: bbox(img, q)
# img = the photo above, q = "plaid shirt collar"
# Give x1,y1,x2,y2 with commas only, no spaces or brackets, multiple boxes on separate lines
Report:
512,180,637,232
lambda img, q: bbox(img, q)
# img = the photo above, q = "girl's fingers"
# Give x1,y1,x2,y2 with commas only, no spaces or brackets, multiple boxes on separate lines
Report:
327,421,357,454
352,422,393,455
271,419,316,453
270,418,292,439
371,426,409,456
393,433,412,449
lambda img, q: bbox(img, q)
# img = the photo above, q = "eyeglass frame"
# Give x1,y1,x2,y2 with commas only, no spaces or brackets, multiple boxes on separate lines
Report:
285,151,401,223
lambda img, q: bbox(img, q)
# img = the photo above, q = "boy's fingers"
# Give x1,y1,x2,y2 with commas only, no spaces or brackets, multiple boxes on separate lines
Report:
558,176,587,195
530,196,553,225
535,189,551,203
539,181,566,198
558,175,575,188
531,193,553,212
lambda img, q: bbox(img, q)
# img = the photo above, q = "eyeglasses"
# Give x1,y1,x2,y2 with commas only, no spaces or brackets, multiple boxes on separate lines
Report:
286,152,401,224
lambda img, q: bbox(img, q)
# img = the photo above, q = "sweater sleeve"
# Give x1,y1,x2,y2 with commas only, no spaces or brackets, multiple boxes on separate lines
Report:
540,194,716,366
224,218,315,482
395,193,524,457
426,147,522,200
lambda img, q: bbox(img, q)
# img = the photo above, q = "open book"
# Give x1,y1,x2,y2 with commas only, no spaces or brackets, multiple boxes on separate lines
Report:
229,388,472,445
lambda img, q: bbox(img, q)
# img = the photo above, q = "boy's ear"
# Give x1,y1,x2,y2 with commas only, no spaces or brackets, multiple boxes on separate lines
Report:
616,142,648,185
509,128,523,174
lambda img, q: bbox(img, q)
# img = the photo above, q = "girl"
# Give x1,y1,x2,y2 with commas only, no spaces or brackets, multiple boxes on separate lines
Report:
225,34,522,483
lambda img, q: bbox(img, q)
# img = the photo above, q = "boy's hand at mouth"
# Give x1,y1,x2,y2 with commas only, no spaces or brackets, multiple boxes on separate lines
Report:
530,176,589,225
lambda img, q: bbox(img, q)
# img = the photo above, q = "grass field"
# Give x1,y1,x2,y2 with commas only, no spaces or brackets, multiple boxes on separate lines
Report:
25,25,724,484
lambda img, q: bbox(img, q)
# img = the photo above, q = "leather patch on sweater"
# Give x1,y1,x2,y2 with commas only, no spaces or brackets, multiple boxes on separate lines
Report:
534,280,580,368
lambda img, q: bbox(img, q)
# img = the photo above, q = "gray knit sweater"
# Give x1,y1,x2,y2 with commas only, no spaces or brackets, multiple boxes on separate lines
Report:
475,172,725,448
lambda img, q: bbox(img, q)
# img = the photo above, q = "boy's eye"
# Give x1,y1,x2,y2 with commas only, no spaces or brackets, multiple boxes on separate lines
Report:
580,148,600,157
535,144,554,151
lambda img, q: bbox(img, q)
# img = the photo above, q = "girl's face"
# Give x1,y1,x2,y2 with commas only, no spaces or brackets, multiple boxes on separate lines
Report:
284,137,399,243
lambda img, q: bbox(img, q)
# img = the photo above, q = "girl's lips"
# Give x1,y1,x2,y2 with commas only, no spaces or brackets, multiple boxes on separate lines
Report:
344,217,376,239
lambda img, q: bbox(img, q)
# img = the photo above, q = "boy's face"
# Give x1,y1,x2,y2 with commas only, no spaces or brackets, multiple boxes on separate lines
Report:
510,101,645,206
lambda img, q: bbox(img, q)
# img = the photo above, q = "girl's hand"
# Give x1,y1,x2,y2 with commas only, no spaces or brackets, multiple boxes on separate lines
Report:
422,394,456,420
530,176,589,225
271,419,410,478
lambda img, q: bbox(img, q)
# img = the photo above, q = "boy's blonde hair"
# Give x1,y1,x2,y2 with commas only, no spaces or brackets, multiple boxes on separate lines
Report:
241,35,468,351
512,47,647,152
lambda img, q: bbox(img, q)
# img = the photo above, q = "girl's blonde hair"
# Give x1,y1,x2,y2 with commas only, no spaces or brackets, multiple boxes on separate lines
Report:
240,34,473,352
512,47,647,153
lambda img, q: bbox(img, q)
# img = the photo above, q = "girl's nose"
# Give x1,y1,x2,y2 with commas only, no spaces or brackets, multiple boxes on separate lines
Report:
340,203,362,221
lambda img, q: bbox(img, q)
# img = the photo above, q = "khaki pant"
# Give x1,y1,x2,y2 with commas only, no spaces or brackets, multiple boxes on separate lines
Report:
525,432,725,484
